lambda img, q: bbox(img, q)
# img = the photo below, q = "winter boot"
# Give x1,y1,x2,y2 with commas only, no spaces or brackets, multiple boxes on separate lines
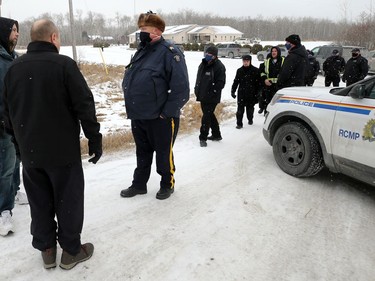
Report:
60,243,94,270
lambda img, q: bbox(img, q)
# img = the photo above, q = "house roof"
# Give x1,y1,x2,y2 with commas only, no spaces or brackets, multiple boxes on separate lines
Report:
187,25,242,35
163,24,196,35
129,25,242,36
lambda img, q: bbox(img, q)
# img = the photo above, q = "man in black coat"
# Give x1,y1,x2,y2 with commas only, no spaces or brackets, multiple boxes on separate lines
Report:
342,48,369,86
194,46,226,147
323,49,346,87
305,50,320,86
278,34,308,89
231,55,261,128
3,19,102,270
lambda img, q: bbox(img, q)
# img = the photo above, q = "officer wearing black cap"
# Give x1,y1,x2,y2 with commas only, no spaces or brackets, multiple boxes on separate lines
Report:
278,34,308,89
323,49,346,87
195,45,226,147
231,54,261,128
342,48,369,86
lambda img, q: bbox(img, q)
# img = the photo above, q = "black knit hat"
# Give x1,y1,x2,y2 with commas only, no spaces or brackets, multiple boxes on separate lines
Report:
242,54,251,61
351,48,360,53
206,46,218,56
285,34,301,46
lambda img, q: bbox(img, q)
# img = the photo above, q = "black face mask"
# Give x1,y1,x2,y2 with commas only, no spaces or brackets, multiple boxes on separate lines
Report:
139,31,152,44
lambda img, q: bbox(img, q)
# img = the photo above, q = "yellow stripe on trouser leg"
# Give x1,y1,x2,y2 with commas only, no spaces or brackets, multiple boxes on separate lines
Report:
169,118,175,189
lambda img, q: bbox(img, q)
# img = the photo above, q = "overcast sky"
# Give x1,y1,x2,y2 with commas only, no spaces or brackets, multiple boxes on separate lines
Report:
1,0,374,22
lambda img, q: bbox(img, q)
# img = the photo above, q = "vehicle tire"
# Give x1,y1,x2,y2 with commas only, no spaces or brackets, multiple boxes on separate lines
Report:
228,52,234,59
257,54,264,61
272,122,324,177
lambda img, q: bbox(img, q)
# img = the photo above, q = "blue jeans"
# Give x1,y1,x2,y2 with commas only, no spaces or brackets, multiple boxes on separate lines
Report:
0,133,16,213
12,156,21,194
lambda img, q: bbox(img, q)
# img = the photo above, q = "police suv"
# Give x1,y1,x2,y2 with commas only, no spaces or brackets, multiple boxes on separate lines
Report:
263,76,375,187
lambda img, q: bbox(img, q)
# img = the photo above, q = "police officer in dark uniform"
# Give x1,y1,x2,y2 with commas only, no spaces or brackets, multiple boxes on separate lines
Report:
323,49,346,87
278,34,308,89
342,48,369,86
121,11,189,200
194,46,226,147
231,55,261,128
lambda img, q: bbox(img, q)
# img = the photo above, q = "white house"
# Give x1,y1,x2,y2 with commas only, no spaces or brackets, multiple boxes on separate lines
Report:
128,25,243,44
187,26,243,44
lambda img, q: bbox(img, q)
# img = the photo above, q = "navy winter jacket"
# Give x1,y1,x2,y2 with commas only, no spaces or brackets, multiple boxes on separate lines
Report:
194,58,226,104
278,44,308,88
122,38,189,120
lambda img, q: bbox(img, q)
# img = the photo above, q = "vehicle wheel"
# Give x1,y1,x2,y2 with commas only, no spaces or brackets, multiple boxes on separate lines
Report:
228,52,234,59
257,54,264,61
272,122,324,177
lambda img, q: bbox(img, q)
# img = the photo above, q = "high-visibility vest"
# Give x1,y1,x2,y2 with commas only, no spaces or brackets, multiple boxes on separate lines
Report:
261,57,285,83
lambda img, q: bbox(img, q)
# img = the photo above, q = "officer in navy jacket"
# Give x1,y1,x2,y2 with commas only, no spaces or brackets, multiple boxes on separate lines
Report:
121,12,189,200
231,55,261,128
3,19,101,266
278,34,308,89
194,45,226,147
342,48,369,86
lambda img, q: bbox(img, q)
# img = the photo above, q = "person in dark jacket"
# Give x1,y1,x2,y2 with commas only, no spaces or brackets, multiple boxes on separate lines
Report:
120,12,189,200
305,50,320,86
323,49,346,87
231,55,261,128
0,16,19,237
342,48,369,86
3,19,102,270
194,45,226,147
258,46,284,114
278,34,308,89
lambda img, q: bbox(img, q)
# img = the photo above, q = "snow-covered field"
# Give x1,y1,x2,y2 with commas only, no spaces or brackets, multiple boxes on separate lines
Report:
3,42,375,281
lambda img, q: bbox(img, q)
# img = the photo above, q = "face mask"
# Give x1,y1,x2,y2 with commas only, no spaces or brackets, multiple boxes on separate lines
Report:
285,42,292,50
204,54,214,62
139,31,152,44
352,53,359,58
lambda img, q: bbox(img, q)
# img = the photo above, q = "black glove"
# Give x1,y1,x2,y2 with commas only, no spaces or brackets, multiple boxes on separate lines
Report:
231,92,236,98
89,150,102,164
88,138,102,164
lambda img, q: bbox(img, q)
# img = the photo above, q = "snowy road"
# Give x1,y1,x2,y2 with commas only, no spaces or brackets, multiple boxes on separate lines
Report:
2,44,375,280
2,114,375,281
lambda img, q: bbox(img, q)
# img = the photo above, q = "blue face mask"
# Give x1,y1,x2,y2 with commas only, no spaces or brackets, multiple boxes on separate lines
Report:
204,54,214,61
285,42,292,50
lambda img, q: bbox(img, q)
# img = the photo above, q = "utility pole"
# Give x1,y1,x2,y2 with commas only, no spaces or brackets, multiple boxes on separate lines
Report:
68,0,77,61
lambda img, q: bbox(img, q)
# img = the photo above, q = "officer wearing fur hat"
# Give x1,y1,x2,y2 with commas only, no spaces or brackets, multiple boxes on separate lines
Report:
342,48,369,86
231,54,261,128
194,45,226,147
277,34,308,89
121,11,189,200
323,49,346,87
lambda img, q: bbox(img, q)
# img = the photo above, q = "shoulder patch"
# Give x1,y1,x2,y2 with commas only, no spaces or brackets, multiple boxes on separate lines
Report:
174,54,181,62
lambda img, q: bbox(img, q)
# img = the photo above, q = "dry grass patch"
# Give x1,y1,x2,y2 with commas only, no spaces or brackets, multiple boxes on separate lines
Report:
78,63,236,154
80,98,236,154
79,63,124,84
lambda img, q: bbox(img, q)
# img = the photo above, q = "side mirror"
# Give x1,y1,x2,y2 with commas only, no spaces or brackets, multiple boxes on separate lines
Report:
349,84,365,99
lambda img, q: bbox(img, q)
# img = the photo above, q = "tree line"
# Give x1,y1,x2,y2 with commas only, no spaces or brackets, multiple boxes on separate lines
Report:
15,9,375,50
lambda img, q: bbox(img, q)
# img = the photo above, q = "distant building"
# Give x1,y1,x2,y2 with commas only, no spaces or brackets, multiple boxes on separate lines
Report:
128,25,243,44
187,26,243,44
